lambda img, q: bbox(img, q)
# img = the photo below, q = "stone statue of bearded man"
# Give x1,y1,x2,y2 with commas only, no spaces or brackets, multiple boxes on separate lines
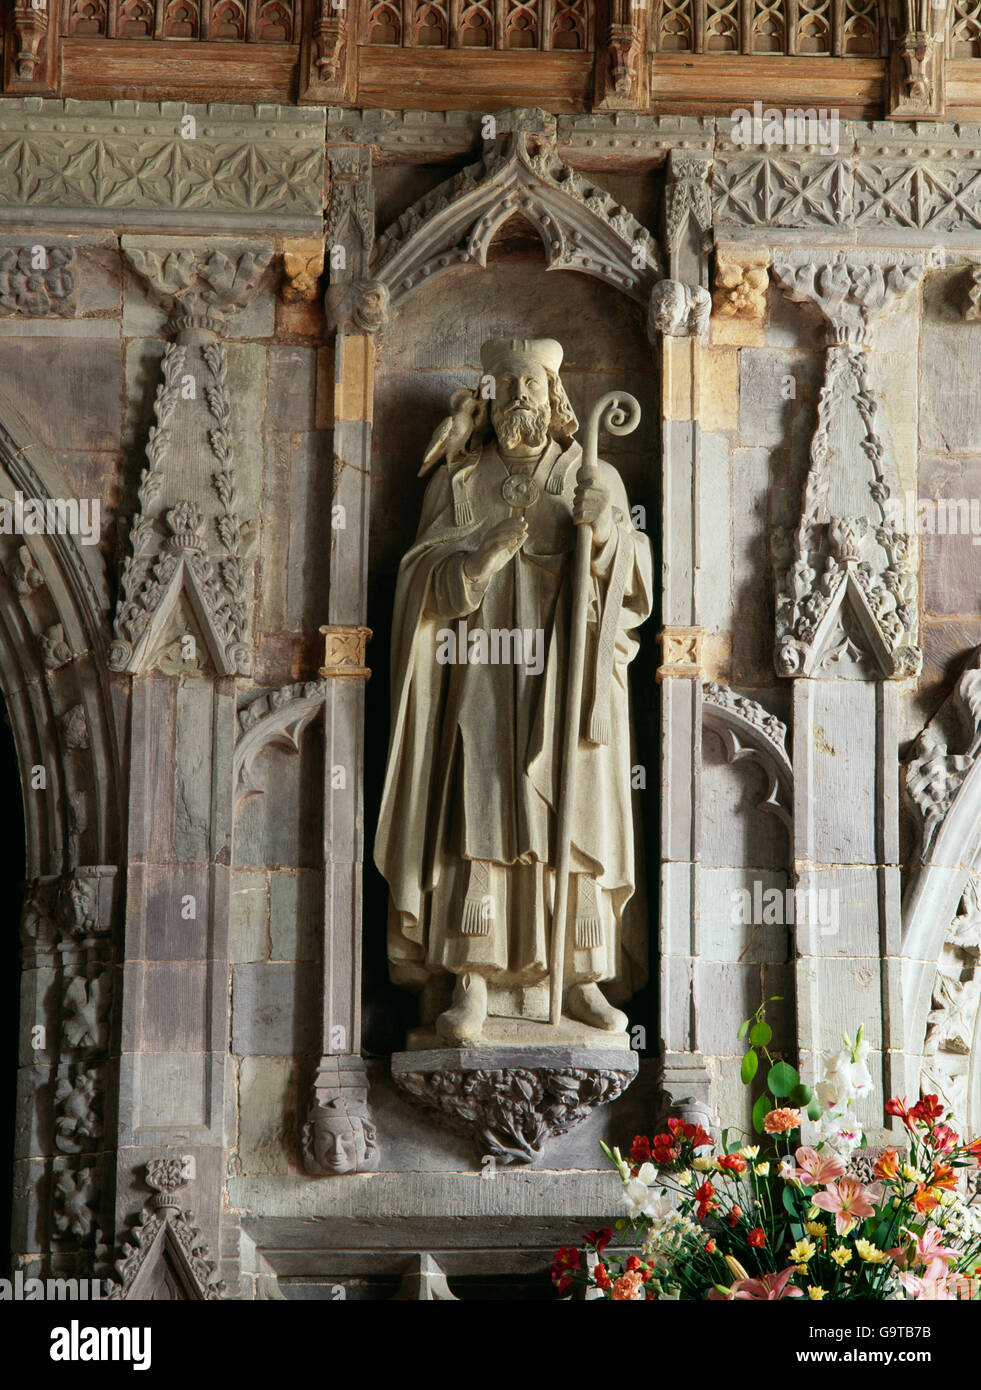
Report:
375,337,652,1047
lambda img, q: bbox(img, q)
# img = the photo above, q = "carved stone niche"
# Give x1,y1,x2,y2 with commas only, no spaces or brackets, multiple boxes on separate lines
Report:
391,1036,637,1168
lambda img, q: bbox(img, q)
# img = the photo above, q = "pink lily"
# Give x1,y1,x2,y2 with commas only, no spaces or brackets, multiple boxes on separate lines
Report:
782,1146,846,1187
915,1225,959,1268
708,1267,804,1301
812,1175,877,1235
898,1260,956,1300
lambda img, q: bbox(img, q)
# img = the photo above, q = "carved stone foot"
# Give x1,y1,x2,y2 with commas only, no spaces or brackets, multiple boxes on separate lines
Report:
435,971,488,1045
564,982,627,1033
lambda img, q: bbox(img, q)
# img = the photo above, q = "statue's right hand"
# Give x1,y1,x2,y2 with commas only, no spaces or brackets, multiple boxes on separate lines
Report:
463,518,528,585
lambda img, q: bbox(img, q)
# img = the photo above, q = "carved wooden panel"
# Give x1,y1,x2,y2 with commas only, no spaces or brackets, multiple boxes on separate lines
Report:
362,0,593,49
62,0,299,40
651,0,884,54
951,0,981,57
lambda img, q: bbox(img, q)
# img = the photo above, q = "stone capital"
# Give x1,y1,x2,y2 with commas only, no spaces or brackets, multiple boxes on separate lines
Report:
122,238,273,342
771,253,926,347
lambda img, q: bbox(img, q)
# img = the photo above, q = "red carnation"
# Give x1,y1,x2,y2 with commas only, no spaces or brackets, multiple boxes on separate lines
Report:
625,1254,643,1272
747,1227,766,1248
717,1153,747,1173
594,1263,611,1290
695,1180,717,1219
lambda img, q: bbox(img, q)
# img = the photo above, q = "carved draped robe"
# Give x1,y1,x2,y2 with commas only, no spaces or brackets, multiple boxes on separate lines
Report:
374,434,652,1020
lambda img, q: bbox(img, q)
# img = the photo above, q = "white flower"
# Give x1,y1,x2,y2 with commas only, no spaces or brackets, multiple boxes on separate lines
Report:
621,1178,677,1221
622,1178,656,1219
636,1161,657,1187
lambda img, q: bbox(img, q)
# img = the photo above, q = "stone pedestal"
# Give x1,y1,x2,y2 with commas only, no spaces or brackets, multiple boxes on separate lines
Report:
391,1028,637,1168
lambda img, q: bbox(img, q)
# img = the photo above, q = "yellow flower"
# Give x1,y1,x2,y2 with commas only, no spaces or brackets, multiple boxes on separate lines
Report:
754,1162,770,1176
692,1156,714,1173
790,1239,816,1264
855,1239,887,1264
830,1247,852,1267
739,1146,760,1160
806,1222,825,1238
900,1163,924,1183
939,1190,957,1207
676,1170,693,1188
808,1286,827,1301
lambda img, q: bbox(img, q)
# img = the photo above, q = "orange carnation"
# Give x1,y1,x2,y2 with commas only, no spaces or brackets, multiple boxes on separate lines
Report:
764,1107,802,1134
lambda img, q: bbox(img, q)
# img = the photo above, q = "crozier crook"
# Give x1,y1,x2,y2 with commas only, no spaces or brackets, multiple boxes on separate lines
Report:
549,390,641,1026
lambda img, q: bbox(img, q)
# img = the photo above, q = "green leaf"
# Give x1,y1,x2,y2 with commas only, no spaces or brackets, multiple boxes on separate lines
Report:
736,1019,751,1041
806,1099,823,1122
782,1184,799,1216
790,1083,812,1106
752,1093,771,1134
740,1050,759,1084
614,1219,625,1230
749,1021,772,1047
767,1060,799,1098
769,996,783,1003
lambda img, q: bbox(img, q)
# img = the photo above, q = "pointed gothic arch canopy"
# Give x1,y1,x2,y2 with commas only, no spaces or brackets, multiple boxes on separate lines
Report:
0,390,121,875
371,109,663,309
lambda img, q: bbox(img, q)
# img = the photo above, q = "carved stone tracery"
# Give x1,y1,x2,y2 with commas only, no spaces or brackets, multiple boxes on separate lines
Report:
371,109,661,309
702,682,793,832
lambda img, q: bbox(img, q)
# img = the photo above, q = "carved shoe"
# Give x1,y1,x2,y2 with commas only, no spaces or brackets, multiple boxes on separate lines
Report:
435,972,488,1046
564,982,628,1033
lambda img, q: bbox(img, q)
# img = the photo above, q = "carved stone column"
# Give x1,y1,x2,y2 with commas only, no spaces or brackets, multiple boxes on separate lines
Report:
108,239,271,1288
302,145,384,1175
650,159,718,1130
771,252,926,1139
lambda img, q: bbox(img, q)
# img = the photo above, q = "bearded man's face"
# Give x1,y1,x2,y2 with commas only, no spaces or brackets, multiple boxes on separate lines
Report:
491,362,551,450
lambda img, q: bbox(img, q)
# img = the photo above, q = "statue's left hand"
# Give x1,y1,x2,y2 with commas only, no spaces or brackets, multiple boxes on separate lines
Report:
573,477,613,546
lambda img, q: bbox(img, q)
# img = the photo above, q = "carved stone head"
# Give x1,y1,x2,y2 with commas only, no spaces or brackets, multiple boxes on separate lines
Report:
480,337,578,450
301,1100,378,1176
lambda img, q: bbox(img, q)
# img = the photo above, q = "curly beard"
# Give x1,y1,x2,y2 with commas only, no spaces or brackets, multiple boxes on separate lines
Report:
492,400,551,451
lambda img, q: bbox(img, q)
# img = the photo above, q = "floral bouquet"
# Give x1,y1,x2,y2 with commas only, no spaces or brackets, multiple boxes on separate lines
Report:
552,1002,981,1301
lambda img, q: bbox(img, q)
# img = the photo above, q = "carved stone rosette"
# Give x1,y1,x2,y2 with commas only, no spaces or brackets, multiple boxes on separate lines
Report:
319,624,371,679
391,1047,637,1166
656,626,703,680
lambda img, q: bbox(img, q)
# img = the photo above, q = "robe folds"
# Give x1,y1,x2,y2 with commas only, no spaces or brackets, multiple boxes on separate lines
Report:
374,434,653,1015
